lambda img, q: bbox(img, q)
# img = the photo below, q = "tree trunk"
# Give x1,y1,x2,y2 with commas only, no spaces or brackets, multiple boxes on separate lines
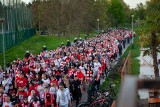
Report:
152,31,159,79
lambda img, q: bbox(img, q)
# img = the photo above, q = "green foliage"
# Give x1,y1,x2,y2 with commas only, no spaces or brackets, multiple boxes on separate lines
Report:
108,0,126,26
31,0,110,36
136,0,160,78
134,3,146,20
30,0,131,34
100,75,121,96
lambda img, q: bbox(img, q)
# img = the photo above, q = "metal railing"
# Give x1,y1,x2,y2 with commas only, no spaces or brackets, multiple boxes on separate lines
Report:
121,51,131,81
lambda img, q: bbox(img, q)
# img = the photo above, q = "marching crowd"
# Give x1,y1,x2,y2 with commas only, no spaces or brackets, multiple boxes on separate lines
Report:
0,28,134,107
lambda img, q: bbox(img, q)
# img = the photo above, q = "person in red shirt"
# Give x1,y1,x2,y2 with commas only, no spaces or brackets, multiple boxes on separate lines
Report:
50,75,58,86
30,98,41,107
76,69,84,81
42,87,54,107
0,86,7,106
76,68,86,92
28,82,39,96
21,97,29,107
16,86,28,106
15,73,27,88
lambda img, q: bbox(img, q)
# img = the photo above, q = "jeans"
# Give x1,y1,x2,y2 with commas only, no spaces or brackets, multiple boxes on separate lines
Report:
59,104,68,107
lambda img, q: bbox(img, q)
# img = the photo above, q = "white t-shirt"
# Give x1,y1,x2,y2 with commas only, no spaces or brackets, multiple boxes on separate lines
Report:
0,73,3,83
93,62,101,72
28,95,32,103
56,88,71,106
2,78,12,93
37,85,44,99
42,78,50,86
54,59,60,68
2,102,12,107
49,87,58,95
34,68,40,73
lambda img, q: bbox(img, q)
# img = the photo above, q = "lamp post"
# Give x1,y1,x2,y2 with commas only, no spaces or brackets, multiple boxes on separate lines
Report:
97,19,99,34
131,15,134,35
0,18,6,72
131,15,134,48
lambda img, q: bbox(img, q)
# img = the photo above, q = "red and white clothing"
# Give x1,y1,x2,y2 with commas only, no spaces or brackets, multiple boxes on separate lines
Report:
42,78,50,86
50,79,58,86
79,66,86,76
96,71,101,81
77,71,84,80
2,78,12,93
93,62,101,72
17,91,28,103
15,77,27,87
101,58,106,71
68,69,73,76
0,93,7,105
36,85,44,99
2,102,12,107
31,101,41,107
21,103,29,107
42,92,54,107
86,71,93,80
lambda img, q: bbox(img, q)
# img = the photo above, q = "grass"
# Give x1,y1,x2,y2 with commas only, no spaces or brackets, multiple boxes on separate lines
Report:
121,35,141,75
0,33,96,67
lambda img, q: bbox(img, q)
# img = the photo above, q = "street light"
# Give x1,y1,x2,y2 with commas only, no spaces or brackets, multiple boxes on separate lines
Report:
131,15,134,35
97,19,99,34
131,15,134,48
0,18,6,72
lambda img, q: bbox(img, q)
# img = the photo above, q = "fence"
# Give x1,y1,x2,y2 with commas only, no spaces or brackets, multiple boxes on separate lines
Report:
0,0,36,53
121,51,131,81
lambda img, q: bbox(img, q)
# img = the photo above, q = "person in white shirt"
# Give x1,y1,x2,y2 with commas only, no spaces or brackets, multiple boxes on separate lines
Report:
2,76,12,93
49,82,58,96
56,83,71,107
2,96,12,107
28,90,35,103
79,65,86,76
36,81,44,99
93,58,101,77
41,73,50,87
0,71,3,84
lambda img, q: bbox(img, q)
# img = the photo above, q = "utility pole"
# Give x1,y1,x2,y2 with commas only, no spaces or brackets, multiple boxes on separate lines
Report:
0,18,6,72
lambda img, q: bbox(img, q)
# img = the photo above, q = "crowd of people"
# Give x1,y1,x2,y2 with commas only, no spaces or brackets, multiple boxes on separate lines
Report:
0,28,134,107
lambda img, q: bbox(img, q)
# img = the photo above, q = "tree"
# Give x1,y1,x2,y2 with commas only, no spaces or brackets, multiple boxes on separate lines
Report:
108,0,125,27
30,0,110,36
140,0,160,79
136,3,146,20
0,1,2,30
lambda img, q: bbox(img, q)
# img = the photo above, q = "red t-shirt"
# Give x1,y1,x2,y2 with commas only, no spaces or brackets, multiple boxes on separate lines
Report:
16,77,27,87
50,79,58,86
77,72,84,79
17,91,28,102
28,86,39,96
